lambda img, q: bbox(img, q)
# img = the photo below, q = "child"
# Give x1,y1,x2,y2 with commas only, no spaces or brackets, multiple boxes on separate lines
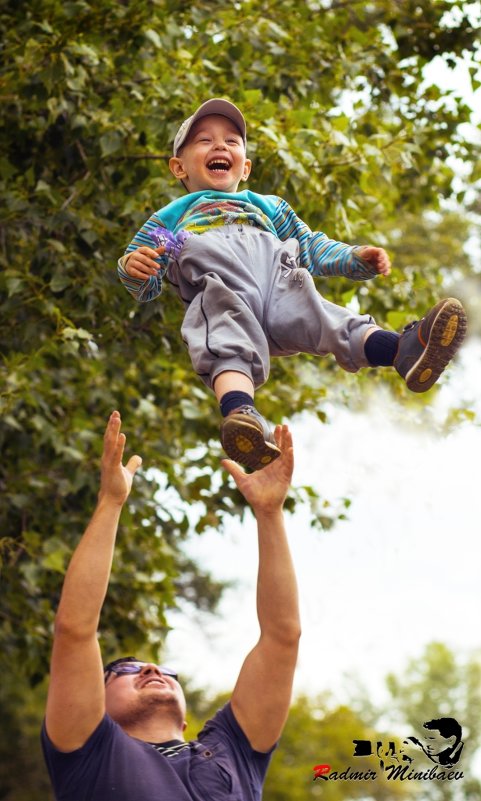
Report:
118,98,467,471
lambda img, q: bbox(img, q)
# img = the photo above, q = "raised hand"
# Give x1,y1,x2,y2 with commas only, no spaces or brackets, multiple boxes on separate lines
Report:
99,411,143,505
222,424,294,515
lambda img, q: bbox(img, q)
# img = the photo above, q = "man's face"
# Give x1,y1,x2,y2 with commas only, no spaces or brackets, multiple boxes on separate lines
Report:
169,114,252,193
423,729,456,757
105,661,187,730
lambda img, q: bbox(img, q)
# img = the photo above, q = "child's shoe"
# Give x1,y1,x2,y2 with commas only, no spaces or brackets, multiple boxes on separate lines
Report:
394,298,467,392
220,405,281,471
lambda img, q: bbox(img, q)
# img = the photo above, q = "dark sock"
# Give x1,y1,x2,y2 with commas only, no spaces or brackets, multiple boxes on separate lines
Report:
220,391,254,417
364,331,400,366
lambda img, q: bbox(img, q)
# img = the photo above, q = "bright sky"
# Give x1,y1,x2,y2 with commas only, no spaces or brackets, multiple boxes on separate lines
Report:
164,339,481,706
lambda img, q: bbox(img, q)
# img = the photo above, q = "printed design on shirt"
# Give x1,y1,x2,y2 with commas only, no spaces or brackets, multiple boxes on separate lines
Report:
177,200,277,236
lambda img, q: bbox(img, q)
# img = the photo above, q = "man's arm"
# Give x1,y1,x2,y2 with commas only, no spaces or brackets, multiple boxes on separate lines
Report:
45,412,142,752
224,425,300,752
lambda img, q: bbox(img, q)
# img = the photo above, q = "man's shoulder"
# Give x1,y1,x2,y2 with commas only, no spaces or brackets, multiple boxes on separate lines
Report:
41,714,123,757
199,702,274,756
198,702,238,739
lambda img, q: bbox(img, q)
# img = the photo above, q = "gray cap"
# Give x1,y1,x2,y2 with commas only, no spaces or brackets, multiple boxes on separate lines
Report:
173,98,246,156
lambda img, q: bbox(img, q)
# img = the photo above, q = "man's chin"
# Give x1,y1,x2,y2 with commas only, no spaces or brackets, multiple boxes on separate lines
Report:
112,695,184,729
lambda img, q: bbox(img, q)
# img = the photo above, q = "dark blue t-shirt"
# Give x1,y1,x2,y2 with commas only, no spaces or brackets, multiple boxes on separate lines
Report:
41,703,274,801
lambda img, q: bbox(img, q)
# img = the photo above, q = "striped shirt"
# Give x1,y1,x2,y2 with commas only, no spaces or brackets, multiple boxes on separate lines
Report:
149,740,191,758
119,190,377,302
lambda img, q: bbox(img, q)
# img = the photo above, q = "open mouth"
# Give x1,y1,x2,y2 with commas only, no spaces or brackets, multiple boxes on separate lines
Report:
141,678,165,688
207,159,231,173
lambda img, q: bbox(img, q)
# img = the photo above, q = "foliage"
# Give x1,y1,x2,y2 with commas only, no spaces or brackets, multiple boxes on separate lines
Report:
263,696,411,801
1,0,480,685
385,642,481,800
0,677,52,801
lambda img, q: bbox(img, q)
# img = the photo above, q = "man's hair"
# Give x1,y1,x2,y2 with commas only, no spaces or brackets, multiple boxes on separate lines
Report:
103,655,139,674
424,717,462,743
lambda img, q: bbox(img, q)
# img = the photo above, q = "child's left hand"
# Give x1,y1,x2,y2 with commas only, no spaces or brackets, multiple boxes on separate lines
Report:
357,246,391,276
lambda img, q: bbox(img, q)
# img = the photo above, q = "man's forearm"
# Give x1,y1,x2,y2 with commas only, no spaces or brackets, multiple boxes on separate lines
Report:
255,507,301,643
54,497,123,638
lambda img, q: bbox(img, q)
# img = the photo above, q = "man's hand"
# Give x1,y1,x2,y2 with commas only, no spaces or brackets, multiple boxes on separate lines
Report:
358,246,391,276
222,424,294,515
125,245,165,279
99,411,142,506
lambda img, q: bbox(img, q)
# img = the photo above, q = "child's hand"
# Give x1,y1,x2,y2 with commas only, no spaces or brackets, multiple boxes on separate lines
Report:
357,246,391,276
125,246,165,279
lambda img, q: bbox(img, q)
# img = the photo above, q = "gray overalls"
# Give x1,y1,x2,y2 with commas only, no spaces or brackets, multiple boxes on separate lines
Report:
167,224,375,389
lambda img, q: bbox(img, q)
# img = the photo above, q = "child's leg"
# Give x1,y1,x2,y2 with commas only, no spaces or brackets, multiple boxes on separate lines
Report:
213,370,255,410
266,265,376,372
266,257,466,391
328,299,466,391
363,327,400,366
175,226,288,471
213,370,281,471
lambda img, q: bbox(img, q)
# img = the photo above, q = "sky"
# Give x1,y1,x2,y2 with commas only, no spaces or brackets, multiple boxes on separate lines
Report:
164,339,481,707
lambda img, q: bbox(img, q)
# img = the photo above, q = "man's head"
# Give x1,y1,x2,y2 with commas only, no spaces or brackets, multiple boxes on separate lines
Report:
104,656,187,734
169,98,251,193
422,718,463,764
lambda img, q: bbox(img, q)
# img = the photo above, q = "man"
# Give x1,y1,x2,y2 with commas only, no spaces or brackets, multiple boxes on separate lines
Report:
42,410,300,800
408,717,464,768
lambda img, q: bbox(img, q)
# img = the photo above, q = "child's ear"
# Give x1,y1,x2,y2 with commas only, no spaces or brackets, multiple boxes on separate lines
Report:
242,158,252,182
169,157,187,180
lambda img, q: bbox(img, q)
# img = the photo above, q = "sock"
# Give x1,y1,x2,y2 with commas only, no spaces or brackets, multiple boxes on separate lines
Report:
364,331,400,366
220,391,254,417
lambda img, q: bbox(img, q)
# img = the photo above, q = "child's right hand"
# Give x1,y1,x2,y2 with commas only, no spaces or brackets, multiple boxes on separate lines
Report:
357,246,391,276
125,246,165,279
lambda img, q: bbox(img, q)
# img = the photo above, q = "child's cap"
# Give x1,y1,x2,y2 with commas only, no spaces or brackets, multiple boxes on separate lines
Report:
173,99,246,156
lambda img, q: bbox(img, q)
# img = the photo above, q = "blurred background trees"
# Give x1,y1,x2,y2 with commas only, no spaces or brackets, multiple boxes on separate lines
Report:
1,0,480,797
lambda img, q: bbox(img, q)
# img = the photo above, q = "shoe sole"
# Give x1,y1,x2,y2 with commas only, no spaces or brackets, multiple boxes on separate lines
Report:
404,298,467,392
221,418,281,471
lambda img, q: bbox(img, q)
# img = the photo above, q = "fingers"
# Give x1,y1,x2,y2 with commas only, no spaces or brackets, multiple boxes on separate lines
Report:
115,432,127,463
103,412,141,472
221,458,246,485
377,254,391,275
126,454,143,476
126,247,163,278
103,412,123,462
274,425,294,472
360,246,391,276
274,423,292,451
103,410,121,448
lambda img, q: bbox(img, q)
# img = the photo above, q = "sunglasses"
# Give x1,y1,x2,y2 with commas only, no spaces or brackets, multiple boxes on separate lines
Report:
104,662,178,682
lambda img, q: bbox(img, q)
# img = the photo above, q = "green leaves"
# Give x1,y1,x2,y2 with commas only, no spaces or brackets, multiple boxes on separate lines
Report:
1,0,480,688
